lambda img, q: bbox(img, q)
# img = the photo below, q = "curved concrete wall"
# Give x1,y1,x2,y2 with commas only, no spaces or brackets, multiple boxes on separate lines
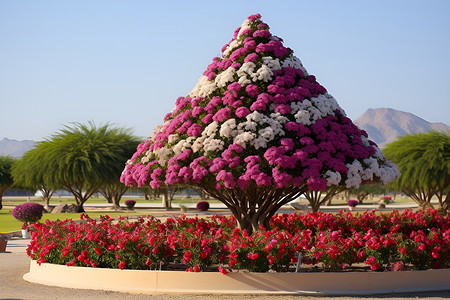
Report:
24,260,450,295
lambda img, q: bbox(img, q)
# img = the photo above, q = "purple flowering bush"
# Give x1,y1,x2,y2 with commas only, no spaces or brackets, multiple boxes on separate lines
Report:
347,200,358,207
119,14,400,232
12,203,44,224
124,200,136,208
196,201,210,211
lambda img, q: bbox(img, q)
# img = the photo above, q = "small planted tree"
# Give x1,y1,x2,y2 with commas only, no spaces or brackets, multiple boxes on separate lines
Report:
12,145,58,209
384,131,450,213
121,14,399,233
0,155,16,210
18,122,141,211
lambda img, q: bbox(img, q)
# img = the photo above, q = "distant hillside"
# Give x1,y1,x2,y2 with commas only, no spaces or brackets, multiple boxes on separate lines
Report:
0,138,36,157
354,108,450,148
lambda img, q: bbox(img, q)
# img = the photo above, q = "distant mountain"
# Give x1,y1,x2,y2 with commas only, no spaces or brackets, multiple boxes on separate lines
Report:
0,138,36,157
354,108,450,148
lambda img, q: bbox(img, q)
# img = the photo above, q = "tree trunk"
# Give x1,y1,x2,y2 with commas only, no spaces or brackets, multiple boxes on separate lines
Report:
98,184,128,209
201,179,307,234
162,188,171,209
63,183,98,212
0,194,3,210
304,187,345,212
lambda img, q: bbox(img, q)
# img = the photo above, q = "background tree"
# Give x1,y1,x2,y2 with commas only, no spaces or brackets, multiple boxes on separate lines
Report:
384,131,450,213
121,14,399,233
304,186,345,212
0,155,16,209
96,129,141,208
37,122,140,211
348,183,387,204
12,143,58,209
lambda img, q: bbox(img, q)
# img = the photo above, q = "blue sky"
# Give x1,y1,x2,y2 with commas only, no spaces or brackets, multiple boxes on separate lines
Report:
1,0,449,141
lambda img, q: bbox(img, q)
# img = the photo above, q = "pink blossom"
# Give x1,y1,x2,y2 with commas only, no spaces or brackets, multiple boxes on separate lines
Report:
192,106,204,117
250,100,267,111
187,124,202,136
243,39,256,50
274,104,291,114
201,114,213,124
245,85,259,97
213,107,231,122
253,30,271,39
306,177,327,191
235,106,250,118
229,47,248,62
280,138,295,151
227,82,242,94
257,22,268,29
244,53,258,63
248,13,261,22
241,28,253,36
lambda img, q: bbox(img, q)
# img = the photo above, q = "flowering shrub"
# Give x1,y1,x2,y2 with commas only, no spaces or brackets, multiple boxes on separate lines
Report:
119,14,400,232
124,200,136,208
12,203,44,224
26,209,449,272
382,196,392,204
196,201,210,211
347,200,358,207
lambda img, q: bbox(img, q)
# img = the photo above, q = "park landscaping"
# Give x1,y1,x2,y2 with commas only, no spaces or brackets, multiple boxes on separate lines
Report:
26,209,450,273
3,13,449,295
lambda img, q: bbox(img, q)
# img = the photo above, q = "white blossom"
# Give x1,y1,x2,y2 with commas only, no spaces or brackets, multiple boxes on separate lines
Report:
215,67,237,88
223,39,239,57
325,170,342,186
251,64,273,82
281,55,309,76
262,57,282,71
237,19,251,38
189,76,217,98
154,146,172,166
219,119,238,138
345,160,363,188
234,132,256,148
203,139,224,152
168,134,179,144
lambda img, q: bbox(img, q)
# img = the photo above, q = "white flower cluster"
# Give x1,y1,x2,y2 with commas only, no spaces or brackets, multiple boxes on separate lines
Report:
155,147,173,165
290,100,318,125
237,62,256,85
324,170,342,186
345,160,364,189
215,67,237,88
190,76,217,98
310,94,343,118
343,157,401,189
189,60,276,98
262,57,282,71
223,39,240,58
281,56,309,76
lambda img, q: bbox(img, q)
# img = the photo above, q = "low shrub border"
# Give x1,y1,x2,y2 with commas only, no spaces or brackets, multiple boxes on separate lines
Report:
26,209,450,273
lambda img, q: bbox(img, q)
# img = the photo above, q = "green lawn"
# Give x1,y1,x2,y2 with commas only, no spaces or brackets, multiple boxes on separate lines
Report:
1,196,219,207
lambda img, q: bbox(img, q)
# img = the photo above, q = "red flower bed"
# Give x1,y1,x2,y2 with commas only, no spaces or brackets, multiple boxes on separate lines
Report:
26,210,450,273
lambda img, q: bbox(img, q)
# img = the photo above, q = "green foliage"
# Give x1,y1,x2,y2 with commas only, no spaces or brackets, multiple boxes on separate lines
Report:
0,155,16,209
384,131,450,211
12,122,141,207
0,155,15,188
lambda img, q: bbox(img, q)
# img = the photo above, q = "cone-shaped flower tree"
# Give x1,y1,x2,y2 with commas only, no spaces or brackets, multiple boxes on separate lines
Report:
121,14,400,233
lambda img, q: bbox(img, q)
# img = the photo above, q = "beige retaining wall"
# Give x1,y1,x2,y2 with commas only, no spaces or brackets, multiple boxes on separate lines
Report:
23,260,450,295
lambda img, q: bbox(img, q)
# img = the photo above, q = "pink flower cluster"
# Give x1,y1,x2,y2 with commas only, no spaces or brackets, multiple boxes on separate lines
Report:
26,209,450,272
120,14,398,192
